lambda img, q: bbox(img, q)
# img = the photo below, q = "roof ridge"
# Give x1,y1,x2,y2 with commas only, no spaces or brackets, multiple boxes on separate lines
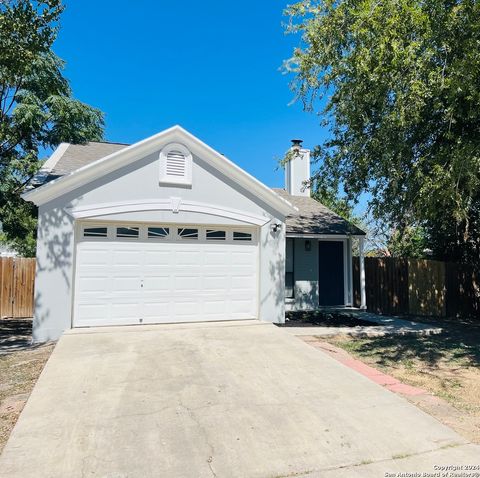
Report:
23,126,296,216
82,141,131,146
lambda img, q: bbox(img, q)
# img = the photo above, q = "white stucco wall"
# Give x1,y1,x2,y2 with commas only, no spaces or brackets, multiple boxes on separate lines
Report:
33,147,286,342
34,205,75,341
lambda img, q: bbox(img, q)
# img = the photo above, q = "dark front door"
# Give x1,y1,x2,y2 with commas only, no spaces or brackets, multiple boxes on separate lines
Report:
318,241,344,306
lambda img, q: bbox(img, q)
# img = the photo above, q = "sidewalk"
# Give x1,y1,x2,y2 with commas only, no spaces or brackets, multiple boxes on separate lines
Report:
281,312,443,337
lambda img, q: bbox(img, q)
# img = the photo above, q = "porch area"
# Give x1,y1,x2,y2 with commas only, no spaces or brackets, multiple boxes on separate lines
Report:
285,235,367,312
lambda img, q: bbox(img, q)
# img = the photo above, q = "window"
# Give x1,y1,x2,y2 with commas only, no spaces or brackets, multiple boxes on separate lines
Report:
116,226,139,238
285,238,294,298
233,231,252,241
84,227,107,238
178,228,198,239
206,230,226,240
159,143,192,186
148,227,170,239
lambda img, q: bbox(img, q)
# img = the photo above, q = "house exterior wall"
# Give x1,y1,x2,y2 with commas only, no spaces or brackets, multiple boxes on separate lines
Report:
286,238,319,311
34,205,75,341
285,237,353,312
33,148,286,342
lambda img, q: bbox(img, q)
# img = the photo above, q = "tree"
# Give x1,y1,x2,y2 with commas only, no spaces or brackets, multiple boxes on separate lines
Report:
281,147,362,224
312,183,361,226
0,0,104,256
285,0,480,265
386,225,428,258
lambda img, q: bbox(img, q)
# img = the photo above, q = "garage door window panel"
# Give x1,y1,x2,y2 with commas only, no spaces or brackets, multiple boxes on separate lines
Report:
116,227,139,239
178,228,198,239
233,231,252,241
148,227,170,239
206,230,226,240
83,227,108,238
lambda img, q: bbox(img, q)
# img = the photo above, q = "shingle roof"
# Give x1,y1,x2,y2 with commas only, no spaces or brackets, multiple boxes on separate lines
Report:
30,142,130,187
34,142,364,235
49,142,129,176
272,189,366,236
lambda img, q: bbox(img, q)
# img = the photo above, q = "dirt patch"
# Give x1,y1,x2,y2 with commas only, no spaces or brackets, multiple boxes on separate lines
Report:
0,318,38,354
277,310,379,328
0,342,55,454
320,317,480,443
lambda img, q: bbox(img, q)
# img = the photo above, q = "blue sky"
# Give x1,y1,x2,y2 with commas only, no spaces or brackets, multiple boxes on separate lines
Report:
54,1,329,191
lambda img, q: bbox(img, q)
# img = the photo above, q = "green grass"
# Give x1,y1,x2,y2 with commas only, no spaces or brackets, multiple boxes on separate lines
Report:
324,317,480,416
329,323,480,370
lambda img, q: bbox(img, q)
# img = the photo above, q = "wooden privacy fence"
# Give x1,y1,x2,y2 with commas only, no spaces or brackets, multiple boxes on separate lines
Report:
1,256,478,319
353,257,480,318
0,257,36,318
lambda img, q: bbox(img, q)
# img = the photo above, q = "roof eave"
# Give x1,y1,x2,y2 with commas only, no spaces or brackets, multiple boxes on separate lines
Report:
22,125,296,216
285,230,367,237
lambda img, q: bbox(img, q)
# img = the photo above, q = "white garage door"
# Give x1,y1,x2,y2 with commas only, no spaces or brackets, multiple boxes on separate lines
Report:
73,223,258,327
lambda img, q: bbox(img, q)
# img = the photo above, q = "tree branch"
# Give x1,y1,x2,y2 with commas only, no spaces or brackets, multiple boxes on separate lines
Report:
2,81,22,116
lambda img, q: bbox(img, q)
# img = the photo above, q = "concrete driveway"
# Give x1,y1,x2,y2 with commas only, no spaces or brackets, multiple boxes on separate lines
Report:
0,321,478,478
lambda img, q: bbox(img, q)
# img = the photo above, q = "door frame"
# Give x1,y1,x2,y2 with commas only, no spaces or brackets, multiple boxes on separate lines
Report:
317,238,348,306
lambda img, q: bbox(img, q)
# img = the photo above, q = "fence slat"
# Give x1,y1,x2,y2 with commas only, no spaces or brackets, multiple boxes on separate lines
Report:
351,257,477,317
1,258,14,318
445,262,480,317
0,257,36,318
408,259,446,316
353,257,409,315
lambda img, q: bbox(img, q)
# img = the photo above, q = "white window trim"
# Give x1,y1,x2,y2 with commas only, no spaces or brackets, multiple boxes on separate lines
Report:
206,229,227,241
233,231,253,241
176,227,200,241
115,226,140,240
146,226,171,241
78,221,257,244
82,225,109,239
159,142,192,186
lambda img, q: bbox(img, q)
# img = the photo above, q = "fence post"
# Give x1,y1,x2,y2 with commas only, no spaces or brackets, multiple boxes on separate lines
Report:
359,237,367,309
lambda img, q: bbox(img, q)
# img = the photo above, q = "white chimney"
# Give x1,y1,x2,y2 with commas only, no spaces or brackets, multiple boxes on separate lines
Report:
285,139,311,197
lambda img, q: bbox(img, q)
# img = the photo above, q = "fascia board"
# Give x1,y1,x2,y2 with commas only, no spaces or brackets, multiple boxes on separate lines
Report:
22,125,296,216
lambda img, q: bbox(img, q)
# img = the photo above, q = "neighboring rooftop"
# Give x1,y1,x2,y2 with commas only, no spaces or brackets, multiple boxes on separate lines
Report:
273,188,365,236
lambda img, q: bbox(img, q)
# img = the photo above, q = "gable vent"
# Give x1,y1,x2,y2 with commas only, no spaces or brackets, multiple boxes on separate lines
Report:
166,150,186,177
159,142,193,186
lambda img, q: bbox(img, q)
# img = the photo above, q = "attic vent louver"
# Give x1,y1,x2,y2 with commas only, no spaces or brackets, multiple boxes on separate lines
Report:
159,143,192,186
166,150,186,177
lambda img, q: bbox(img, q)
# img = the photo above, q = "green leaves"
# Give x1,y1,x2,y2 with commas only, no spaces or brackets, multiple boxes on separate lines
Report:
286,0,480,265
0,1,104,256
0,0,63,82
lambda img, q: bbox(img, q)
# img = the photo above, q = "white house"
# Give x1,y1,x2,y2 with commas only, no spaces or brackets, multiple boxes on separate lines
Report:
23,126,366,342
